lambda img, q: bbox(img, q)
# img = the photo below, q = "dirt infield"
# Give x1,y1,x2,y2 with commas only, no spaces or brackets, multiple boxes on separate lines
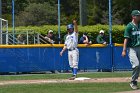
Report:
0,77,140,93
0,77,140,86
116,90,140,93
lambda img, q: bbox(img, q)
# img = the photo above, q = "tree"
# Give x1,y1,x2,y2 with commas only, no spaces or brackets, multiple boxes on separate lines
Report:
112,0,140,24
16,2,57,26
2,0,140,26
87,0,108,25
60,0,79,24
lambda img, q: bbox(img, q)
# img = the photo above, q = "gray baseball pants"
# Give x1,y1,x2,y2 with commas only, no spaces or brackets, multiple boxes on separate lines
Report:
128,46,140,82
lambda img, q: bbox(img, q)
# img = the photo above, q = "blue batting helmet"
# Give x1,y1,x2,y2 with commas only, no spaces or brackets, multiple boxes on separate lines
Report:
67,24,74,30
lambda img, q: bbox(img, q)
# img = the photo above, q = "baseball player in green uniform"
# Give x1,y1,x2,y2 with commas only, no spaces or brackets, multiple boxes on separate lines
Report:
122,10,140,90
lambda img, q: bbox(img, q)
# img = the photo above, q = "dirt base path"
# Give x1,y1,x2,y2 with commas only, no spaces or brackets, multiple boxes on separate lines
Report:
116,90,140,93
0,77,140,86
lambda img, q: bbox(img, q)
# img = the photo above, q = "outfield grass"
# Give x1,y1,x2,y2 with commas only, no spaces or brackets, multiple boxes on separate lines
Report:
0,72,131,81
0,83,134,93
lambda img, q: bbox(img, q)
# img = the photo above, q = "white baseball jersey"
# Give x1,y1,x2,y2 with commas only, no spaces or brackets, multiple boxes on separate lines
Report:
65,32,78,49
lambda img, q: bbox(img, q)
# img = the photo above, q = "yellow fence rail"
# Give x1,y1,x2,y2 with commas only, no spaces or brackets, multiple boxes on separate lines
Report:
0,44,108,48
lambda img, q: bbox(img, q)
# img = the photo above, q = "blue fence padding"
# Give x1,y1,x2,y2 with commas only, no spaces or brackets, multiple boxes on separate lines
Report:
113,46,131,70
0,46,132,72
79,46,112,70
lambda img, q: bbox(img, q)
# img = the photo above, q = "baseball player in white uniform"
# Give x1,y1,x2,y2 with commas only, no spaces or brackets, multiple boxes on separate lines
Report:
60,20,79,80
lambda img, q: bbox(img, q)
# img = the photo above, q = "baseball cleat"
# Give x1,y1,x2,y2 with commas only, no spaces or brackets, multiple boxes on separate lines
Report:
69,75,77,80
130,81,139,90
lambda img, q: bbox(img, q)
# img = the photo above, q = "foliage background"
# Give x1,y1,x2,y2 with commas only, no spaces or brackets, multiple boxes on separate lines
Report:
8,25,125,43
1,0,140,43
1,0,140,26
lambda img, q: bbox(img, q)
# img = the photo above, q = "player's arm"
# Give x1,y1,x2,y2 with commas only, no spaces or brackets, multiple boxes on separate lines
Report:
122,38,128,57
60,45,67,56
73,20,78,33
83,36,89,44
122,25,131,57
44,36,55,44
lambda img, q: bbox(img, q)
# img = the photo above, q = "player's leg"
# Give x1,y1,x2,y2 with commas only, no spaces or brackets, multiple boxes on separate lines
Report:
128,48,139,89
69,49,79,80
137,46,140,68
129,48,140,81
68,51,73,68
137,46,140,79
72,49,79,76
68,51,74,75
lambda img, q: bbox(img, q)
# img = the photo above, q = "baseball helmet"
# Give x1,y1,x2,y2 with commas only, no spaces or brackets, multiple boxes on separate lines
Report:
67,24,74,30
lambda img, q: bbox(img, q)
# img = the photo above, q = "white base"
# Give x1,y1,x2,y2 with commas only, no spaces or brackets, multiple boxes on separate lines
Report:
74,77,91,80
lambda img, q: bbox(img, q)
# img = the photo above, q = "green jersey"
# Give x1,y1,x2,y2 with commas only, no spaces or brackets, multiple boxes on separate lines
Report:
124,22,140,47
96,34,105,44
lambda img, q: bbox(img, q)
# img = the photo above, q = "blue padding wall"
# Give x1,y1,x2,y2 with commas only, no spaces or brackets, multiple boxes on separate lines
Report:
113,46,131,70
79,46,112,70
0,45,132,72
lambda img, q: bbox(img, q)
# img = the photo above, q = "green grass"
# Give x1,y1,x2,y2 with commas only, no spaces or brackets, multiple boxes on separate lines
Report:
0,72,134,93
0,72,131,81
0,83,134,93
